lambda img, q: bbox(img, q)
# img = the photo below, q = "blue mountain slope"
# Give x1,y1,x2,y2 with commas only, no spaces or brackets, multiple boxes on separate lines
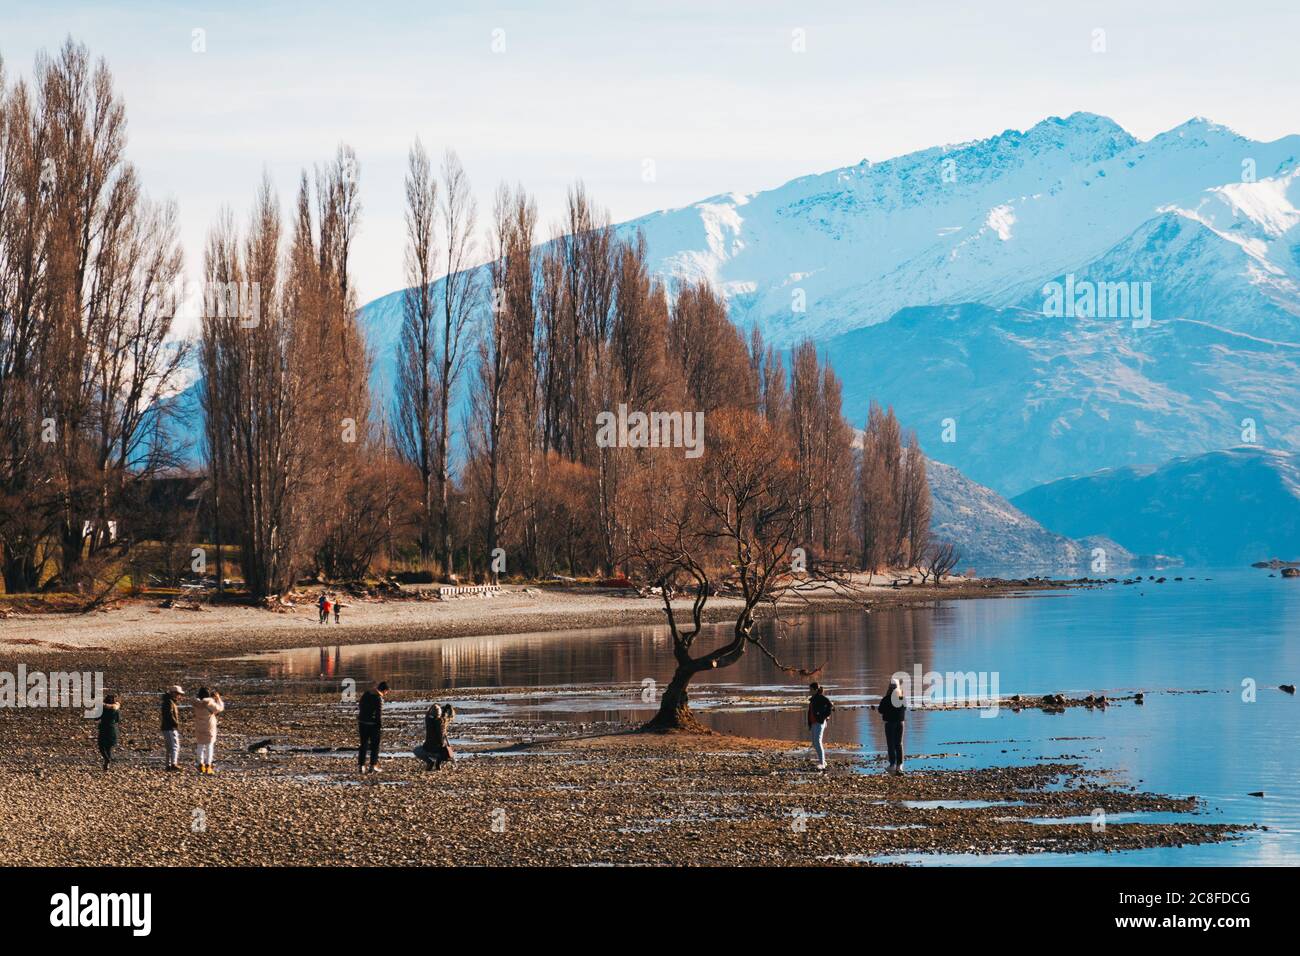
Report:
818,304,1300,495
1011,447,1300,565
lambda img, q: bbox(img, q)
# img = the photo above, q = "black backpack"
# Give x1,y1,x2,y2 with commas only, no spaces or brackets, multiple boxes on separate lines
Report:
814,694,834,722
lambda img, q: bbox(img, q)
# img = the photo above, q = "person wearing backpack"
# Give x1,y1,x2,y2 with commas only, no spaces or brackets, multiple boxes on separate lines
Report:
878,676,907,774
807,682,834,771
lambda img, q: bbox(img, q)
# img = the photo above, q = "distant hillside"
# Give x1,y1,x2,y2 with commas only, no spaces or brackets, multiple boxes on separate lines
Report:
819,304,1300,496
1011,446,1300,565
927,457,1136,573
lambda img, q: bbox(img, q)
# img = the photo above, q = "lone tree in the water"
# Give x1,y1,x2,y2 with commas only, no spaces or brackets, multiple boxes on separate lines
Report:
624,407,855,732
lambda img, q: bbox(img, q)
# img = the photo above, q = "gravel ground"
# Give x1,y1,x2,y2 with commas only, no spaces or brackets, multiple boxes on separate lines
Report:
0,737,1246,866
0,682,1249,866
0,580,1247,866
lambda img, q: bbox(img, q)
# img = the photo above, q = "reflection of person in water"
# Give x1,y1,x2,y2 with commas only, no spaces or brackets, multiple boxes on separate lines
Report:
317,646,341,679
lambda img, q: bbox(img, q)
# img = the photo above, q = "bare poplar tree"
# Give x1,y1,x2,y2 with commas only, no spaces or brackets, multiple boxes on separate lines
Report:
435,149,479,579
201,175,327,599
470,182,535,582
899,430,932,566
395,138,439,564
859,400,903,573
0,41,189,594
0,57,56,591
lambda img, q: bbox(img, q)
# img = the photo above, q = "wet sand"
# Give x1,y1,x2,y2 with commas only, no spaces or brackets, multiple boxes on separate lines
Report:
0,578,1073,657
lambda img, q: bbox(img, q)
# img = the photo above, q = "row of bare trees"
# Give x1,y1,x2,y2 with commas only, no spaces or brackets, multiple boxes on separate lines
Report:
438,170,936,587
0,41,188,595
860,400,932,574
198,147,412,598
0,40,948,607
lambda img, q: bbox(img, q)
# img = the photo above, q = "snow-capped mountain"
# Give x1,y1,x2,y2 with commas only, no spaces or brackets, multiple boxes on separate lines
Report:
624,112,1300,344
275,113,1300,506
1011,447,1300,566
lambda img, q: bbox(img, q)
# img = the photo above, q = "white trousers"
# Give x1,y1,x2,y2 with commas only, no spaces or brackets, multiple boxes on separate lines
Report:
195,741,215,765
163,729,181,766
811,720,827,768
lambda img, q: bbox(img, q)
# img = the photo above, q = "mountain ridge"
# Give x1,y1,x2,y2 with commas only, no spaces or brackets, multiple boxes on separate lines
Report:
1011,446,1300,565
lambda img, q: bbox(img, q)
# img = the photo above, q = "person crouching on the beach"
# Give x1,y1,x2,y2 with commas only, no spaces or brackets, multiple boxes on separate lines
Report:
161,684,183,771
879,677,907,774
193,687,225,774
97,694,121,770
808,682,834,771
437,704,455,767
358,681,388,773
414,702,448,771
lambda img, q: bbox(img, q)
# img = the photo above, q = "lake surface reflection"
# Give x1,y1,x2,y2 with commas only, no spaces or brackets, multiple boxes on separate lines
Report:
240,568,1299,865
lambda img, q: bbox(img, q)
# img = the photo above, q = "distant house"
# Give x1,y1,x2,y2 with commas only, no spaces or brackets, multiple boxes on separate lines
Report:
116,474,207,541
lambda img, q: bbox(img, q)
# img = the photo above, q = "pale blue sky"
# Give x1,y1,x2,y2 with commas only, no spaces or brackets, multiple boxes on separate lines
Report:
3,0,1298,308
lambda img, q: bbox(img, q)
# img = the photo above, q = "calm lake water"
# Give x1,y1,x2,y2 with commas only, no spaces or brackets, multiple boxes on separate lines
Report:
241,568,1299,865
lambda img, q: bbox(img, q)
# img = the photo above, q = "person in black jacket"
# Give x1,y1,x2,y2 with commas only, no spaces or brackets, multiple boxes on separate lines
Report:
357,681,388,774
97,694,121,770
878,677,907,774
807,682,834,771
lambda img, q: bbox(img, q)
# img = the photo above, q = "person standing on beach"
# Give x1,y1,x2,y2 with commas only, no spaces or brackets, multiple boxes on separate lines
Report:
879,677,907,774
357,681,388,773
193,687,225,774
97,694,121,770
333,593,342,624
318,591,329,624
807,682,834,771
160,685,183,771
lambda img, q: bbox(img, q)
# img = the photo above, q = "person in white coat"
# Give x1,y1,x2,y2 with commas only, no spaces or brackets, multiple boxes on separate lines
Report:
193,688,225,775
